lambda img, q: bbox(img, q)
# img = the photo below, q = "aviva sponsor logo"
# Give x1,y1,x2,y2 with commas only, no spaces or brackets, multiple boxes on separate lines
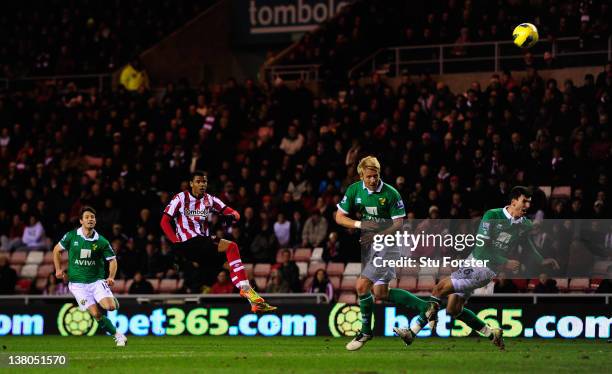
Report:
75,249,95,265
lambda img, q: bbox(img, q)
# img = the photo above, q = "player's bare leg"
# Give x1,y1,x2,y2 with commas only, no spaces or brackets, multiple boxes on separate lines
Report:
218,239,276,312
89,300,127,347
346,277,374,351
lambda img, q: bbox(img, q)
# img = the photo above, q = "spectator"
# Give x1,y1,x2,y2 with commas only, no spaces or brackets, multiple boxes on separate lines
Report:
20,215,47,250
494,272,518,293
309,269,334,301
128,272,154,294
266,269,290,293
273,213,291,248
0,255,17,294
209,270,235,294
595,278,612,293
273,249,301,292
289,211,304,248
533,273,559,293
279,125,305,156
249,220,277,263
43,272,69,295
324,232,342,262
302,212,328,248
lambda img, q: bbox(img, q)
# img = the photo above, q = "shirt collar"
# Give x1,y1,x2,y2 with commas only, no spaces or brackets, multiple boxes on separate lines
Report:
362,179,384,194
503,206,523,224
77,227,99,241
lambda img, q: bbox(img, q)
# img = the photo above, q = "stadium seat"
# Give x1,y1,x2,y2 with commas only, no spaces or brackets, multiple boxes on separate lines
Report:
255,276,267,290
42,251,54,264
20,264,38,278
398,265,418,276
418,267,438,276
10,265,22,275
307,262,326,276
254,263,271,277
417,276,435,292
398,276,417,292
340,276,357,291
112,279,126,294
10,251,27,265
568,278,590,292
326,262,345,276
302,276,314,291
513,279,528,291
554,278,569,292
551,186,571,199
343,263,361,277
243,263,254,276
296,262,308,278
150,279,161,293
26,251,44,265
159,279,178,293
439,266,453,276
310,247,324,262
329,276,341,290
177,279,184,291
338,292,357,304
15,278,32,294
538,186,552,198
37,264,54,278
293,248,312,262
35,278,47,292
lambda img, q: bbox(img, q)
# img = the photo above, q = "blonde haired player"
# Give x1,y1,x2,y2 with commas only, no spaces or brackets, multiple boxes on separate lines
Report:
53,206,127,346
335,156,437,350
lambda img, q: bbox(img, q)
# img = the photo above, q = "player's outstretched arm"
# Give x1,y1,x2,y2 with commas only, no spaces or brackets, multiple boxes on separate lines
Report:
52,243,64,280
160,214,179,243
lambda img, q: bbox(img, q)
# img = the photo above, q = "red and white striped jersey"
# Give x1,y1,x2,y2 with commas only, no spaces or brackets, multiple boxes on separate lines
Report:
163,191,227,242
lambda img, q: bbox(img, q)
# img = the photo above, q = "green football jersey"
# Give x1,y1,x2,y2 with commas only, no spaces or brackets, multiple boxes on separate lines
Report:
472,207,543,269
337,180,406,222
59,227,115,283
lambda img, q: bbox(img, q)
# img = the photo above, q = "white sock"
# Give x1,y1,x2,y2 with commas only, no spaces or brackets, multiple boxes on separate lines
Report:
238,281,250,291
479,325,492,337
410,324,423,335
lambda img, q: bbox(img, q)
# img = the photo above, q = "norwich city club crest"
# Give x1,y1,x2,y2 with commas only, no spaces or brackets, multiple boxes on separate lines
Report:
378,198,386,206
328,303,374,337
57,303,98,336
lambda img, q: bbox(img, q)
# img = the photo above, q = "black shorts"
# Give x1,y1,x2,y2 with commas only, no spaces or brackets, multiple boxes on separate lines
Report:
173,236,220,264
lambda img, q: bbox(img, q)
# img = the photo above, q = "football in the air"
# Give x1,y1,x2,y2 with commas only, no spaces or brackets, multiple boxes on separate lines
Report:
512,23,539,48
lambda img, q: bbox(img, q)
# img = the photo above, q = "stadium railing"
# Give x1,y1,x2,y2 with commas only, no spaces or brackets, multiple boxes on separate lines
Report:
348,36,612,77
0,293,331,306
0,74,113,92
262,35,612,83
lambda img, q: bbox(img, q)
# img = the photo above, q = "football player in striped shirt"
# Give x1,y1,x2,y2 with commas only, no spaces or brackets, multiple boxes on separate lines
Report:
161,170,276,312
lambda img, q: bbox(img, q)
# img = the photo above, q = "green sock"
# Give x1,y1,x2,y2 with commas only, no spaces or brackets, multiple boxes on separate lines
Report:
455,308,488,334
97,315,117,335
358,292,374,335
388,288,429,313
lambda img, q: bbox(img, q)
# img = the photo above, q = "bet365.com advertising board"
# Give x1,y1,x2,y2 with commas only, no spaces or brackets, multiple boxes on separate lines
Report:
1,301,610,339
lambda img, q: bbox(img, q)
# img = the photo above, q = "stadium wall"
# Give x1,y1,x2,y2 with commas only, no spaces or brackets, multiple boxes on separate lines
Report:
138,0,258,86
1,297,609,339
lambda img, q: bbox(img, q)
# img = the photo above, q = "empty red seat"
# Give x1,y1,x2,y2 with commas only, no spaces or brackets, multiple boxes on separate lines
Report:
159,279,178,293
340,276,357,291
10,251,27,265
326,262,345,276
37,264,55,278
255,276,267,290
254,263,271,277
398,276,417,291
302,276,314,291
35,277,47,292
338,292,357,304
568,278,590,292
293,248,312,262
43,251,54,264
554,278,569,292
150,279,161,293
417,276,435,292
308,262,326,276
329,276,341,290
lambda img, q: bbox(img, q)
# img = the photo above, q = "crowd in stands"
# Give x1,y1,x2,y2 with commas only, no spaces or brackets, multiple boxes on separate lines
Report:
0,50,611,296
276,0,610,80
0,0,212,78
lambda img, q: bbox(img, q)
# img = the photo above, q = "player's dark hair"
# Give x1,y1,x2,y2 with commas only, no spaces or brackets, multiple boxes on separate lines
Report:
80,206,96,218
509,186,531,201
191,170,207,180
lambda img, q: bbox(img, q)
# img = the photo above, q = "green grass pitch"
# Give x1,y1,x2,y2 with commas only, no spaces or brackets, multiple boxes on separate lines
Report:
1,336,609,373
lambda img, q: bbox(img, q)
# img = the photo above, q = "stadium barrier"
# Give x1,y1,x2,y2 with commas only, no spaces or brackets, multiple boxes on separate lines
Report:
1,295,609,339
